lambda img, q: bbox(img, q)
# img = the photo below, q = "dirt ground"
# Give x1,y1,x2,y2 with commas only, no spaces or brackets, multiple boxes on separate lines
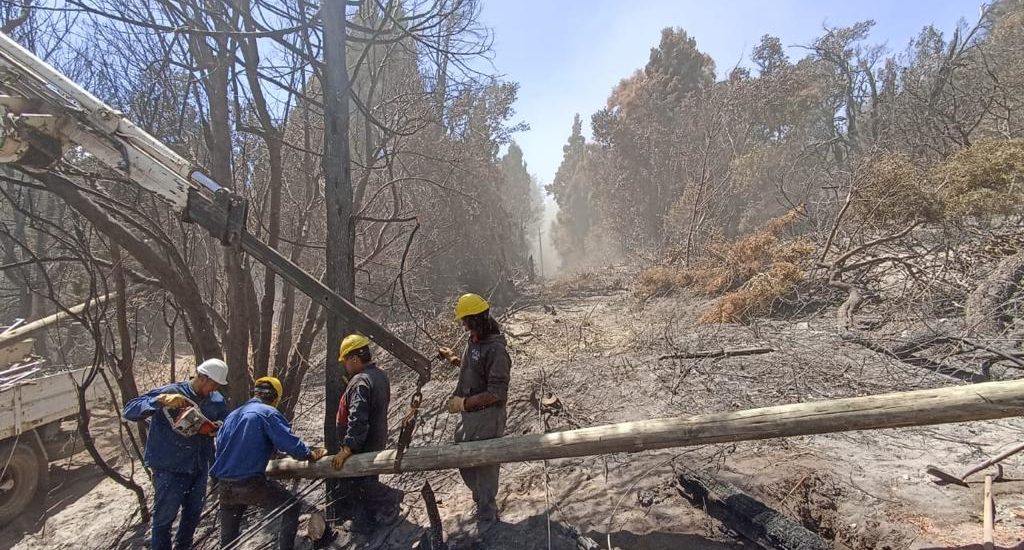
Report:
4,271,1024,549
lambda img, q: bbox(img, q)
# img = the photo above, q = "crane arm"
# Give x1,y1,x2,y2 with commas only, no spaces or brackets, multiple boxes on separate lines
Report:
0,31,431,384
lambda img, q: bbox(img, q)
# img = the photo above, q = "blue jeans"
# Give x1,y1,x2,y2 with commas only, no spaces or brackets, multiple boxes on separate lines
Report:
152,469,208,550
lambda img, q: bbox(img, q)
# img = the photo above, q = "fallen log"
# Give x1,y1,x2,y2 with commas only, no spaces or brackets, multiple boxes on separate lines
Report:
267,378,1024,479
677,468,831,550
658,347,774,360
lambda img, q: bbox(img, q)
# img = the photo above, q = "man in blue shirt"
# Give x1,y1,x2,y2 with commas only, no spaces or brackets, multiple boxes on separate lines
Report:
212,376,327,550
122,358,229,550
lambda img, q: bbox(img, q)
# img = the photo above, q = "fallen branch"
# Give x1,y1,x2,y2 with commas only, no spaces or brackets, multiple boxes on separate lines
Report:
928,441,1024,487
844,334,986,383
659,347,774,360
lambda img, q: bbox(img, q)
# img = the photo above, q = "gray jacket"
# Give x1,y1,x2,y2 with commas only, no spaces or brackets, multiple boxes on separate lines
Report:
454,334,511,405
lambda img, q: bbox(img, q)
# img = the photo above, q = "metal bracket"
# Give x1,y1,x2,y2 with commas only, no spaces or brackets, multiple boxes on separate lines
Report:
214,189,247,247
183,187,248,248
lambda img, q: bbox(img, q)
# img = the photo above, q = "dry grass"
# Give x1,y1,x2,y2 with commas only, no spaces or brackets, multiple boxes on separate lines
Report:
639,209,815,323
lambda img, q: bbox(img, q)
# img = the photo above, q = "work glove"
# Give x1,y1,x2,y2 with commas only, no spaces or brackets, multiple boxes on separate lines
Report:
332,446,353,470
155,393,187,409
436,347,460,367
308,447,329,462
446,396,466,414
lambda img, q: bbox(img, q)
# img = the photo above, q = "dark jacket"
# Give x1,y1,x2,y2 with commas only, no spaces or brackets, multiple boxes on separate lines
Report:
454,334,511,405
210,398,312,480
336,363,391,453
122,381,228,474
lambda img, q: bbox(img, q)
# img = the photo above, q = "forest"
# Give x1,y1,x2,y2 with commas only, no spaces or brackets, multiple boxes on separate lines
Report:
1,0,1023,549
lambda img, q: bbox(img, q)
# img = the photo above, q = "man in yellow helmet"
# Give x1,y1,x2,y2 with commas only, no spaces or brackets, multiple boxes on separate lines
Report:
331,334,402,536
212,376,328,550
440,293,512,529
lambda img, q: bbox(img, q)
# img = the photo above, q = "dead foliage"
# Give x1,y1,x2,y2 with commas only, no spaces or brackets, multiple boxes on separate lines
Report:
850,153,942,226
639,209,815,322
938,139,1024,218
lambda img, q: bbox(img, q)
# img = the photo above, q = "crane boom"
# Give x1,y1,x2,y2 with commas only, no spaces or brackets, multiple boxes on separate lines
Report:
0,31,432,383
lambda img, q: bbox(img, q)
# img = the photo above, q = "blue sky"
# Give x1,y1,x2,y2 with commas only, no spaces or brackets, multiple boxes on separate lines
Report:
477,0,985,189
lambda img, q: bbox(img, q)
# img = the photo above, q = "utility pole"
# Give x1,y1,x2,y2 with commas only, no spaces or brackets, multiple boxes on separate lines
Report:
321,0,353,519
537,228,545,278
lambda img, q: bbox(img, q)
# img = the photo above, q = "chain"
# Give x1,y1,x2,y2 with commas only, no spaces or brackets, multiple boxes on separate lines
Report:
394,384,424,470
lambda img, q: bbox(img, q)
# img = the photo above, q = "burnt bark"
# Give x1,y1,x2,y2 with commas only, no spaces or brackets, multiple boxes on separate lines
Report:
322,0,354,521
237,0,285,380
76,370,150,523
677,468,831,550
181,0,253,406
321,0,354,454
109,244,145,438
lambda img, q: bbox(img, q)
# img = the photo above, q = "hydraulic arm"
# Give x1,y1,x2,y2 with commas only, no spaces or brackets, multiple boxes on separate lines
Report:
0,31,431,384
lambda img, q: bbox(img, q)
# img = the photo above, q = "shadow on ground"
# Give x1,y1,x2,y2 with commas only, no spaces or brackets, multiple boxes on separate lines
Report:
362,512,737,550
0,460,108,545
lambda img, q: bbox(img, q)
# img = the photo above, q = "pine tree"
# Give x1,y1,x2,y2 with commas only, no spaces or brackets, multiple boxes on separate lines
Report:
499,142,543,264
548,115,594,269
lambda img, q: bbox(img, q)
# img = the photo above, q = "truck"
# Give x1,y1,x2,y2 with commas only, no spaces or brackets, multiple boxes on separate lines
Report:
0,303,105,525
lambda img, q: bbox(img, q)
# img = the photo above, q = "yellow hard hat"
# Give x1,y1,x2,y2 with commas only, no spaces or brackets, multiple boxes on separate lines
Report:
454,293,490,320
339,334,371,361
254,376,283,407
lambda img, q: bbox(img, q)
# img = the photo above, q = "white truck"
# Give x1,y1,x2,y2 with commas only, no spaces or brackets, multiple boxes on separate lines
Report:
0,306,103,525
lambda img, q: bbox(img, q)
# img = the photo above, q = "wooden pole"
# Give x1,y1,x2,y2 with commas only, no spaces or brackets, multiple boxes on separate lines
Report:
0,293,114,350
537,227,544,278
983,474,994,550
268,378,1024,479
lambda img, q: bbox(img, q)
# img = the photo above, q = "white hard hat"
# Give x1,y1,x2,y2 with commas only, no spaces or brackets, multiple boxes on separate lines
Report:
197,358,228,385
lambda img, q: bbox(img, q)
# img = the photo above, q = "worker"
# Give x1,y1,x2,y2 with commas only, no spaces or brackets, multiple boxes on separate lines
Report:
211,376,328,550
122,358,230,550
439,293,512,529
331,334,402,535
